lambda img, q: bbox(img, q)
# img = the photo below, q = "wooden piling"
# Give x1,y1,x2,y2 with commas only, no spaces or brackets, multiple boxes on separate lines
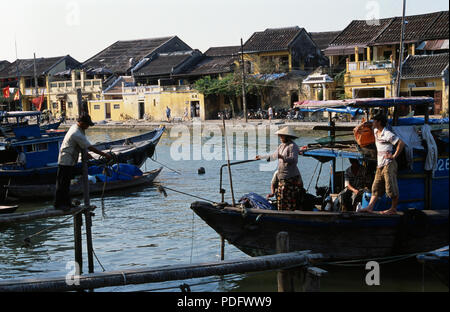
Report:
302,266,327,292
276,232,294,292
73,213,83,275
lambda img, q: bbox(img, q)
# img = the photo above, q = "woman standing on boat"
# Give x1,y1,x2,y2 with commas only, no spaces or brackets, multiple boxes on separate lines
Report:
256,126,303,211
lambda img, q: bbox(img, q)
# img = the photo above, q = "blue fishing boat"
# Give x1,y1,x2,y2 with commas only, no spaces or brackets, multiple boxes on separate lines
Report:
0,126,165,187
0,111,63,137
191,97,449,261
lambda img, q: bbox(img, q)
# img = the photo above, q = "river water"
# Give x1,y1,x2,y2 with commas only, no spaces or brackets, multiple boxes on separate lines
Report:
0,126,447,292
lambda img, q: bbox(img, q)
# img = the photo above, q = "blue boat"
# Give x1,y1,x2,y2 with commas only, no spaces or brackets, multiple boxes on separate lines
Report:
0,111,63,137
191,97,449,261
0,125,165,187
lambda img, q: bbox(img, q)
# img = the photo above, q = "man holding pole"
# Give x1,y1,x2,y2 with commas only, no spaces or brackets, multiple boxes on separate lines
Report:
54,113,112,210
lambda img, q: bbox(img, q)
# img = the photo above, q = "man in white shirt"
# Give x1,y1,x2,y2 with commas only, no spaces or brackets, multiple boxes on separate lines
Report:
54,114,112,210
358,113,405,215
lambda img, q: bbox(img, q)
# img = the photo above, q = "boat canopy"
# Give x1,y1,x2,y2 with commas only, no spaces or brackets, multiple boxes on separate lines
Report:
0,111,42,118
294,97,434,109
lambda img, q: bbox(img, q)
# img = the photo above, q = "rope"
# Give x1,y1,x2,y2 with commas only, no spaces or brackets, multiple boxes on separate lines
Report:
150,157,182,175
23,207,87,247
190,210,195,264
320,252,423,267
306,161,320,192
157,185,217,204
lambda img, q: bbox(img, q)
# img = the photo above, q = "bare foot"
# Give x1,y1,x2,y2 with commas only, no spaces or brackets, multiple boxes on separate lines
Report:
379,209,397,215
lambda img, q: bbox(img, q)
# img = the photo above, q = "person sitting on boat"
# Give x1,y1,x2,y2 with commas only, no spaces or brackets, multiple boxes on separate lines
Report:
357,113,405,215
54,113,113,211
338,158,370,211
256,126,303,211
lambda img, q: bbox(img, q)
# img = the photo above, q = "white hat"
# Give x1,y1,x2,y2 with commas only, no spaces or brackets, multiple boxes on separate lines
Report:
275,126,298,138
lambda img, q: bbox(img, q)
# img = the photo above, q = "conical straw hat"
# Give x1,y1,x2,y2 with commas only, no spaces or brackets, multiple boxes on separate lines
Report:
275,126,298,138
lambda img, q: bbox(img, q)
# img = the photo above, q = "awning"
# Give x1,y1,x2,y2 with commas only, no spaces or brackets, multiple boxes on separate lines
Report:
416,39,449,51
294,97,434,108
303,74,334,84
324,44,367,56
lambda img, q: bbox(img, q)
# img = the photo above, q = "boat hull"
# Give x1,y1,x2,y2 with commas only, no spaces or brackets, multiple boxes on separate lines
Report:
191,202,449,261
4,168,162,199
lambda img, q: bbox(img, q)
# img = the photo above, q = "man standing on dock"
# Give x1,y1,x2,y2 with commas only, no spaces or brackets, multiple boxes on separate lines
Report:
358,114,405,215
54,114,112,210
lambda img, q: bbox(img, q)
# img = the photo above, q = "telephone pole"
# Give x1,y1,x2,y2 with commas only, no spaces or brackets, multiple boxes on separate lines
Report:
240,38,248,122
396,0,407,97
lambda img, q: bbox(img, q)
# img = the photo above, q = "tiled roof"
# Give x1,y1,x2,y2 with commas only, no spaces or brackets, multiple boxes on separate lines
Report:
374,11,448,44
103,76,135,94
401,53,449,79
309,31,341,51
328,10,449,47
0,60,10,72
0,55,80,79
204,46,240,57
422,11,449,41
243,26,303,53
133,51,201,76
82,36,188,74
329,18,395,46
179,55,237,76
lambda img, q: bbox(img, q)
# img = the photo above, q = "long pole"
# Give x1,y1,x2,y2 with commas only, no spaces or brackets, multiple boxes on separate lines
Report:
33,53,38,100
15,38,22,111
222,117,236,206
241,38,248,123
396,0,407,97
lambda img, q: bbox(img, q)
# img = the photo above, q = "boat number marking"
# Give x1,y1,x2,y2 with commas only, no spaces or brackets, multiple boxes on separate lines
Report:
436,159,449,172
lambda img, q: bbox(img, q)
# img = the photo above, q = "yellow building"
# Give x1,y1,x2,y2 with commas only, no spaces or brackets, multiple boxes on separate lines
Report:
88,84,205,122
400,53,449,115
325,10,449,107
0,55,81,112
242,26,327,74
48,70,103,119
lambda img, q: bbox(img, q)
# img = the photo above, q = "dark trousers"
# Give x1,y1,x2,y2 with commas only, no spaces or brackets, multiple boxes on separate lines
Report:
54,165,74,208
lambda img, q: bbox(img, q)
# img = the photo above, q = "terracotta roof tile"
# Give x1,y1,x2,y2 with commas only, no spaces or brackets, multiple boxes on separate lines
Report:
401,53,449,79
243,26,303,53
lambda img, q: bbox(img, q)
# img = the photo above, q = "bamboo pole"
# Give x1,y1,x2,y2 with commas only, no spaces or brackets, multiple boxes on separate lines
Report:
0,251,321,292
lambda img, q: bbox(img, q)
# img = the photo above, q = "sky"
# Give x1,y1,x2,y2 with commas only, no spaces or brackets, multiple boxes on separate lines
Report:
1,0,448,63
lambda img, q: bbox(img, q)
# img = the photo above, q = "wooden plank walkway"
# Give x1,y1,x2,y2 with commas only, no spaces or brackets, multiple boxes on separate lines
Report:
0,251,323,292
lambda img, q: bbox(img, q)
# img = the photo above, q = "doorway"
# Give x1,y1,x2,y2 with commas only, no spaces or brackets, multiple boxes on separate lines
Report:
139,101,145,119
191,101,200,118
105,103,111,119
353,88,385,99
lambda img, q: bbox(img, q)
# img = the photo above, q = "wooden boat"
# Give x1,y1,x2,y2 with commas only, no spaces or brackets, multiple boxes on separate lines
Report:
191,97,449,261
4,167,162,199
191,202,448,260
0,126,165,185
0,205,19,214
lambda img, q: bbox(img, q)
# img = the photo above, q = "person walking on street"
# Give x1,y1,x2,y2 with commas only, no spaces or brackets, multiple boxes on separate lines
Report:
166,106,171,122
54,114,112,210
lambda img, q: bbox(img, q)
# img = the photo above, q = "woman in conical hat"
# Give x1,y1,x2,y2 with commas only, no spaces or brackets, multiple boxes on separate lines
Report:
256,126,303,211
